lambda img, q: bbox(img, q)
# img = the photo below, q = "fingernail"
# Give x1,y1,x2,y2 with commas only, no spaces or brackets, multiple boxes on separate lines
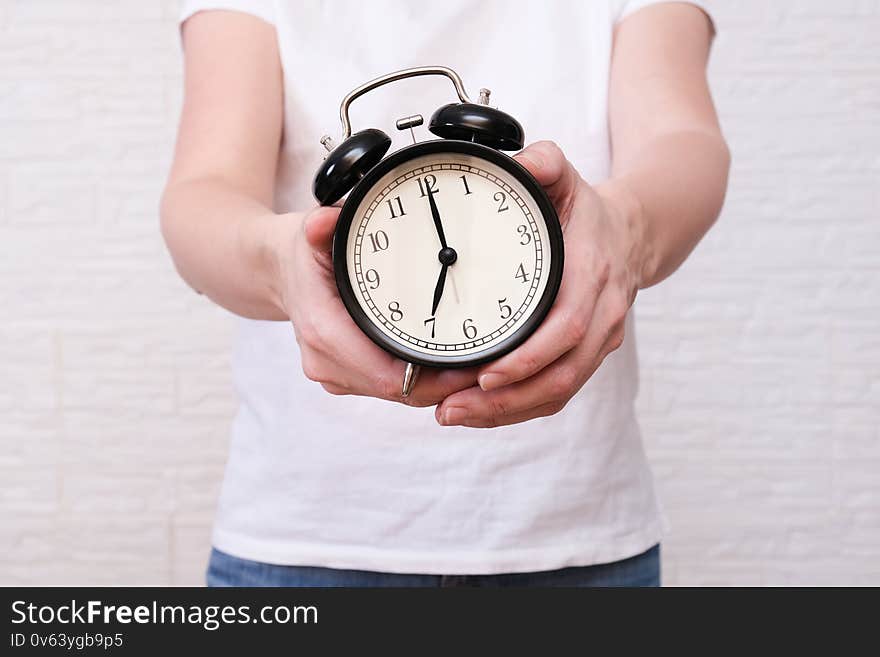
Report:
441,406,469,426
518,151,544,170
479,373,506,391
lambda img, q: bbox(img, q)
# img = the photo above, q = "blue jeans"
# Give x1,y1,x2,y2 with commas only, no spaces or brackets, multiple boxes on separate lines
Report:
206,544,660,587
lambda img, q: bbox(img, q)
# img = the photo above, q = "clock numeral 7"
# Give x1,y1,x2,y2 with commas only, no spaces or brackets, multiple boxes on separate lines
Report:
385,196,405,219
367,230,389,253
423,317,436,338
388,301,404,322
417,174,439,197
498,298,512,319
515,262,530,283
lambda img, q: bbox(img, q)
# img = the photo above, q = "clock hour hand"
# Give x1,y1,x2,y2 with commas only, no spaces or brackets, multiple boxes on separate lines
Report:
426,188,447,249
431,245,458,316
431,263,448,316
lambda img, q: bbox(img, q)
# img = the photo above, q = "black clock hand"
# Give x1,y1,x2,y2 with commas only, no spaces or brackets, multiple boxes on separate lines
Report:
426,187,458,316
431,263,448,316
426,188,447,249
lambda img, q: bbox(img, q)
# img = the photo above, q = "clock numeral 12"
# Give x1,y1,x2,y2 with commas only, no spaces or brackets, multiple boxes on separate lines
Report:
417,174,439,197
515,262,530,283
385,196,405,219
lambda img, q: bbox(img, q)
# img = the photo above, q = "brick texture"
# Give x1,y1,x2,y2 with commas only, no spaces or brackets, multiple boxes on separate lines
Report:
0,0,877,586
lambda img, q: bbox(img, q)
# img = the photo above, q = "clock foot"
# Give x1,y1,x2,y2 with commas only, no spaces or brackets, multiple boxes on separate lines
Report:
401,362,421,398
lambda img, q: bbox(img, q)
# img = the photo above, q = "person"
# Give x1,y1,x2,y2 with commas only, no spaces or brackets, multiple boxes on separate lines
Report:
161,0,729,587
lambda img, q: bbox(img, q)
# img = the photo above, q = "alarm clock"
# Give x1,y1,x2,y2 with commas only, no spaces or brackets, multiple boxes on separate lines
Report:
313,66,563,397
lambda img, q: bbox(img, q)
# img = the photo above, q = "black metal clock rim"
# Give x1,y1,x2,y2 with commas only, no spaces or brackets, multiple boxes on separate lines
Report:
331,139,564,369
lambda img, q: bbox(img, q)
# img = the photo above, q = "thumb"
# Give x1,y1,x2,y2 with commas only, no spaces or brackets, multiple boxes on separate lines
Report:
303,205,341,254
514,140,579,209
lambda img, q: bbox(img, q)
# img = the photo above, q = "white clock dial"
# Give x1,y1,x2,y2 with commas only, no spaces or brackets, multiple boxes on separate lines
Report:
345,151,551,358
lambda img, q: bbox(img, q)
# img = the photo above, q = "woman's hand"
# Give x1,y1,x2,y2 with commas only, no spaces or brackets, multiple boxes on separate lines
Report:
435,141,645,428
272,207,478,406
433,3,730,428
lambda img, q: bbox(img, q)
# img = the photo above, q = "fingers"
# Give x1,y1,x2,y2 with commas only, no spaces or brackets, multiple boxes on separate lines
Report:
309,344,477,406
514,141,566,187
297,299,404,397
299,293,478,404
476,306,588,393
477,255,605,391
406,367,479,407
437,288,628,428
514,141,580,211
295,205,470,405
293,204,476,405
303,205,340,254
290,232,402,400
436,359,572,428
437,399,564,429
475,205,613,391
437,332,616,429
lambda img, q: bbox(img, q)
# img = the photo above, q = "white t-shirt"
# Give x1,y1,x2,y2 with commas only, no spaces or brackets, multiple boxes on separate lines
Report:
179,0,710,574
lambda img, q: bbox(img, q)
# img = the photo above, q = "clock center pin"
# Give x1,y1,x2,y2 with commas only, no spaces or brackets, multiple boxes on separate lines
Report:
438,247,458,266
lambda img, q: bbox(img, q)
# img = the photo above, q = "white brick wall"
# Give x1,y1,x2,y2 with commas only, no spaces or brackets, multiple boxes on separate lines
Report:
0,0,877,586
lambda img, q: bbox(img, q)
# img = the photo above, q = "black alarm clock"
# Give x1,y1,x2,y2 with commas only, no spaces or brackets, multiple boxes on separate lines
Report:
313,66,563,396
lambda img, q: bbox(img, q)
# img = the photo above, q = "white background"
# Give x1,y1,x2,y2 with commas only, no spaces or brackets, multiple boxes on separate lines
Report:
1,1,877,585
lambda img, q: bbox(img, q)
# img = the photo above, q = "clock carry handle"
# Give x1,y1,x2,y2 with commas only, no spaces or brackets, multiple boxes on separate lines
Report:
312,66,524,205
335,65,473,140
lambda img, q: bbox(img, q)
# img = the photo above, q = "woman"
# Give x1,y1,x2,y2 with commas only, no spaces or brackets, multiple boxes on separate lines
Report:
162,0,729,586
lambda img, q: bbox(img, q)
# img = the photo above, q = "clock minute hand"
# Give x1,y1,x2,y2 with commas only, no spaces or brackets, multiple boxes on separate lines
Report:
431,263,448,317
426,188,447,249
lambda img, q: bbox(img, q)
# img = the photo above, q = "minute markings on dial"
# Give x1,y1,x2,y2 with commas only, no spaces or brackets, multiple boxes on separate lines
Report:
352,161,545,352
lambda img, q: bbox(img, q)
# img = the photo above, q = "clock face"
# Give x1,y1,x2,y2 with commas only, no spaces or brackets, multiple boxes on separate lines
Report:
334,141,563,367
